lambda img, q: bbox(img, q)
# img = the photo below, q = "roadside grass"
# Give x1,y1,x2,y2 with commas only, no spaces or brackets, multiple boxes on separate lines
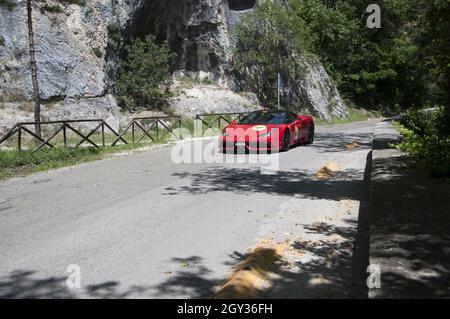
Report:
313,107,380,126
0,142,158,181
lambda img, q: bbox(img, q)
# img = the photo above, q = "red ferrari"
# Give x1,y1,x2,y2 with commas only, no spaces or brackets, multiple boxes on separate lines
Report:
219,110,314,153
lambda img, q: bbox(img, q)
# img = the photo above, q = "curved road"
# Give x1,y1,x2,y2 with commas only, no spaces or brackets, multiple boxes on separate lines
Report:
0,120,378,298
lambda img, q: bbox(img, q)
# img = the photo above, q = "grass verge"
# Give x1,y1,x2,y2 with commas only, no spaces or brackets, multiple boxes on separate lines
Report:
313,107,380,126
0,143,153,181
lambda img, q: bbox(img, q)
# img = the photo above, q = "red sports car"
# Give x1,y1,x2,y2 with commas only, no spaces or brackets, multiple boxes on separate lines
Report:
219,110,314,153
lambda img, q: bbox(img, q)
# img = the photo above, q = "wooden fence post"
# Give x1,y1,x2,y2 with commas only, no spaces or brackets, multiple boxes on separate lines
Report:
18,126,22,151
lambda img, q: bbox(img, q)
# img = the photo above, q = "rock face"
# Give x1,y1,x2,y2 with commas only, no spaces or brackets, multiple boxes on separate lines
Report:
0,0,346,124
170,78,260,117
290,59,348,121
0,0,137,101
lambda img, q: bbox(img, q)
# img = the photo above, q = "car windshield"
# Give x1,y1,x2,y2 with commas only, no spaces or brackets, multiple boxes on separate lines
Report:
239,111,290,125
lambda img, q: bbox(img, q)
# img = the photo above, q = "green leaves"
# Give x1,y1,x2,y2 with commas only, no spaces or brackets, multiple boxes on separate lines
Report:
233,0,448,113
397,108,450,177
116,35,175,112
232,0,314,108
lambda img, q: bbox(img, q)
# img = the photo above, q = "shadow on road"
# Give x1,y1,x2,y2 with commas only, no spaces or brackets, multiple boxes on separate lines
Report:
370,154,450,298
164,167,366,202
0,270,151,299
0,125,380,299
312,131,373,153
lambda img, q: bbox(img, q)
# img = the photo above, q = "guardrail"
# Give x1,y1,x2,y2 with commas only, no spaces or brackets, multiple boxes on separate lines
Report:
0,119,125,151
0,116,182,151
111,116,181,146
195,112,251,135
0,112,256,151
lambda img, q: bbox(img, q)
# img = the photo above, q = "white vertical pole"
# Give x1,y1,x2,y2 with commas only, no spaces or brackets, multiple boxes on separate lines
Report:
277,73,281,110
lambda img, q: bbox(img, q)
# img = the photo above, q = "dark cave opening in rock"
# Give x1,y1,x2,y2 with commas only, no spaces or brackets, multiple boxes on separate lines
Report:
126,0,221,74
229,0,256,11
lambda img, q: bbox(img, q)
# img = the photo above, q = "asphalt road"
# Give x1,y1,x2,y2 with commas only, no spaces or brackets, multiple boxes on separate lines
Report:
0,120,378,298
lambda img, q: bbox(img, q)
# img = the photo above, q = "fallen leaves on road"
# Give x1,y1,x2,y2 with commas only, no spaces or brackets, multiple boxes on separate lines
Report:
315,162,339,179
345,140,360,150
214,238,286,299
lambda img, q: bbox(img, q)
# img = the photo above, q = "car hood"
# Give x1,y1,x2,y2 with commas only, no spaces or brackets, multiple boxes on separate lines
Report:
224,123,284,131
222,124,285,138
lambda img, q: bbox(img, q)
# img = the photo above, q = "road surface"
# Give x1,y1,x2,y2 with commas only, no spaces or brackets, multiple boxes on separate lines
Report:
0,120,378,298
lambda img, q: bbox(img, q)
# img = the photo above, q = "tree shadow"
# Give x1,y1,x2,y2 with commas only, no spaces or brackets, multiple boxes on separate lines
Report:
150,256,219,299
148,219,369,299
164,167,368,203
369,153,450,298
260,153,371,299
311,131,373,153
0,270,152,299
264,221,359,298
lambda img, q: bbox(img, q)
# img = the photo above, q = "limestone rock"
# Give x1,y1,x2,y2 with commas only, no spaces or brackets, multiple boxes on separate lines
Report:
0,0,347,124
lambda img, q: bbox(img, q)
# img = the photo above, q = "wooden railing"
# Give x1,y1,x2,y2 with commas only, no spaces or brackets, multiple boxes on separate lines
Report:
0,116,181,151
0,112,258,151
195,112,251,135
0,119,125,151
111,116,182,146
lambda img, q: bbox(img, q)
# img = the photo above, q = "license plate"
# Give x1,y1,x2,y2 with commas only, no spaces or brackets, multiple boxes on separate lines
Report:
235,142,246,147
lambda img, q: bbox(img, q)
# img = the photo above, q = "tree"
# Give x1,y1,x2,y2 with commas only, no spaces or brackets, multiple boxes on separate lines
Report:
232,0,313,108
116,35,175,111
26,0,41,138
233,0,447,113
418,0,450,127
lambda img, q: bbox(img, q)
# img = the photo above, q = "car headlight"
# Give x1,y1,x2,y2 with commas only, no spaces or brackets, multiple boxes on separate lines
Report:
222,131,228,137
259,131,271,137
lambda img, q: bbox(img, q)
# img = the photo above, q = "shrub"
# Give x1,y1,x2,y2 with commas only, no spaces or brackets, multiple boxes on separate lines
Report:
0,0,15,10
92,47,103,58
115,35,175,111
107,24,122,47
59,0,86,6
397,108,450,177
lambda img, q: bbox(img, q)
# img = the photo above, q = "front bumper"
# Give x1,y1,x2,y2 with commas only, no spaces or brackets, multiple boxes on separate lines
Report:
219,138,280,152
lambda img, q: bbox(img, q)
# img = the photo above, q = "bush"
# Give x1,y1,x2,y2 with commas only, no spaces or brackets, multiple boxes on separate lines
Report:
397,108,450,177
92,47,103,58
116,35,175,111
0,0,15,10
232,0,313,108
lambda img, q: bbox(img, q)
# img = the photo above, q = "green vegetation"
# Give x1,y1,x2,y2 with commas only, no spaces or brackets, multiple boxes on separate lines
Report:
232,0,312,108
234,0,450,173
0,147,101,180
107,23,122,48
40,4,63,14
396,108,450,177
0,0,15,10
233,0,450,116
0,141,158,180
313,108,379,126
58,0,86,6
116,35,175,112
92,47,103,58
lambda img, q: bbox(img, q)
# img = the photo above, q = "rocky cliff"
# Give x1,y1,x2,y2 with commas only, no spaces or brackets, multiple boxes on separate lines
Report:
0,0,347,127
